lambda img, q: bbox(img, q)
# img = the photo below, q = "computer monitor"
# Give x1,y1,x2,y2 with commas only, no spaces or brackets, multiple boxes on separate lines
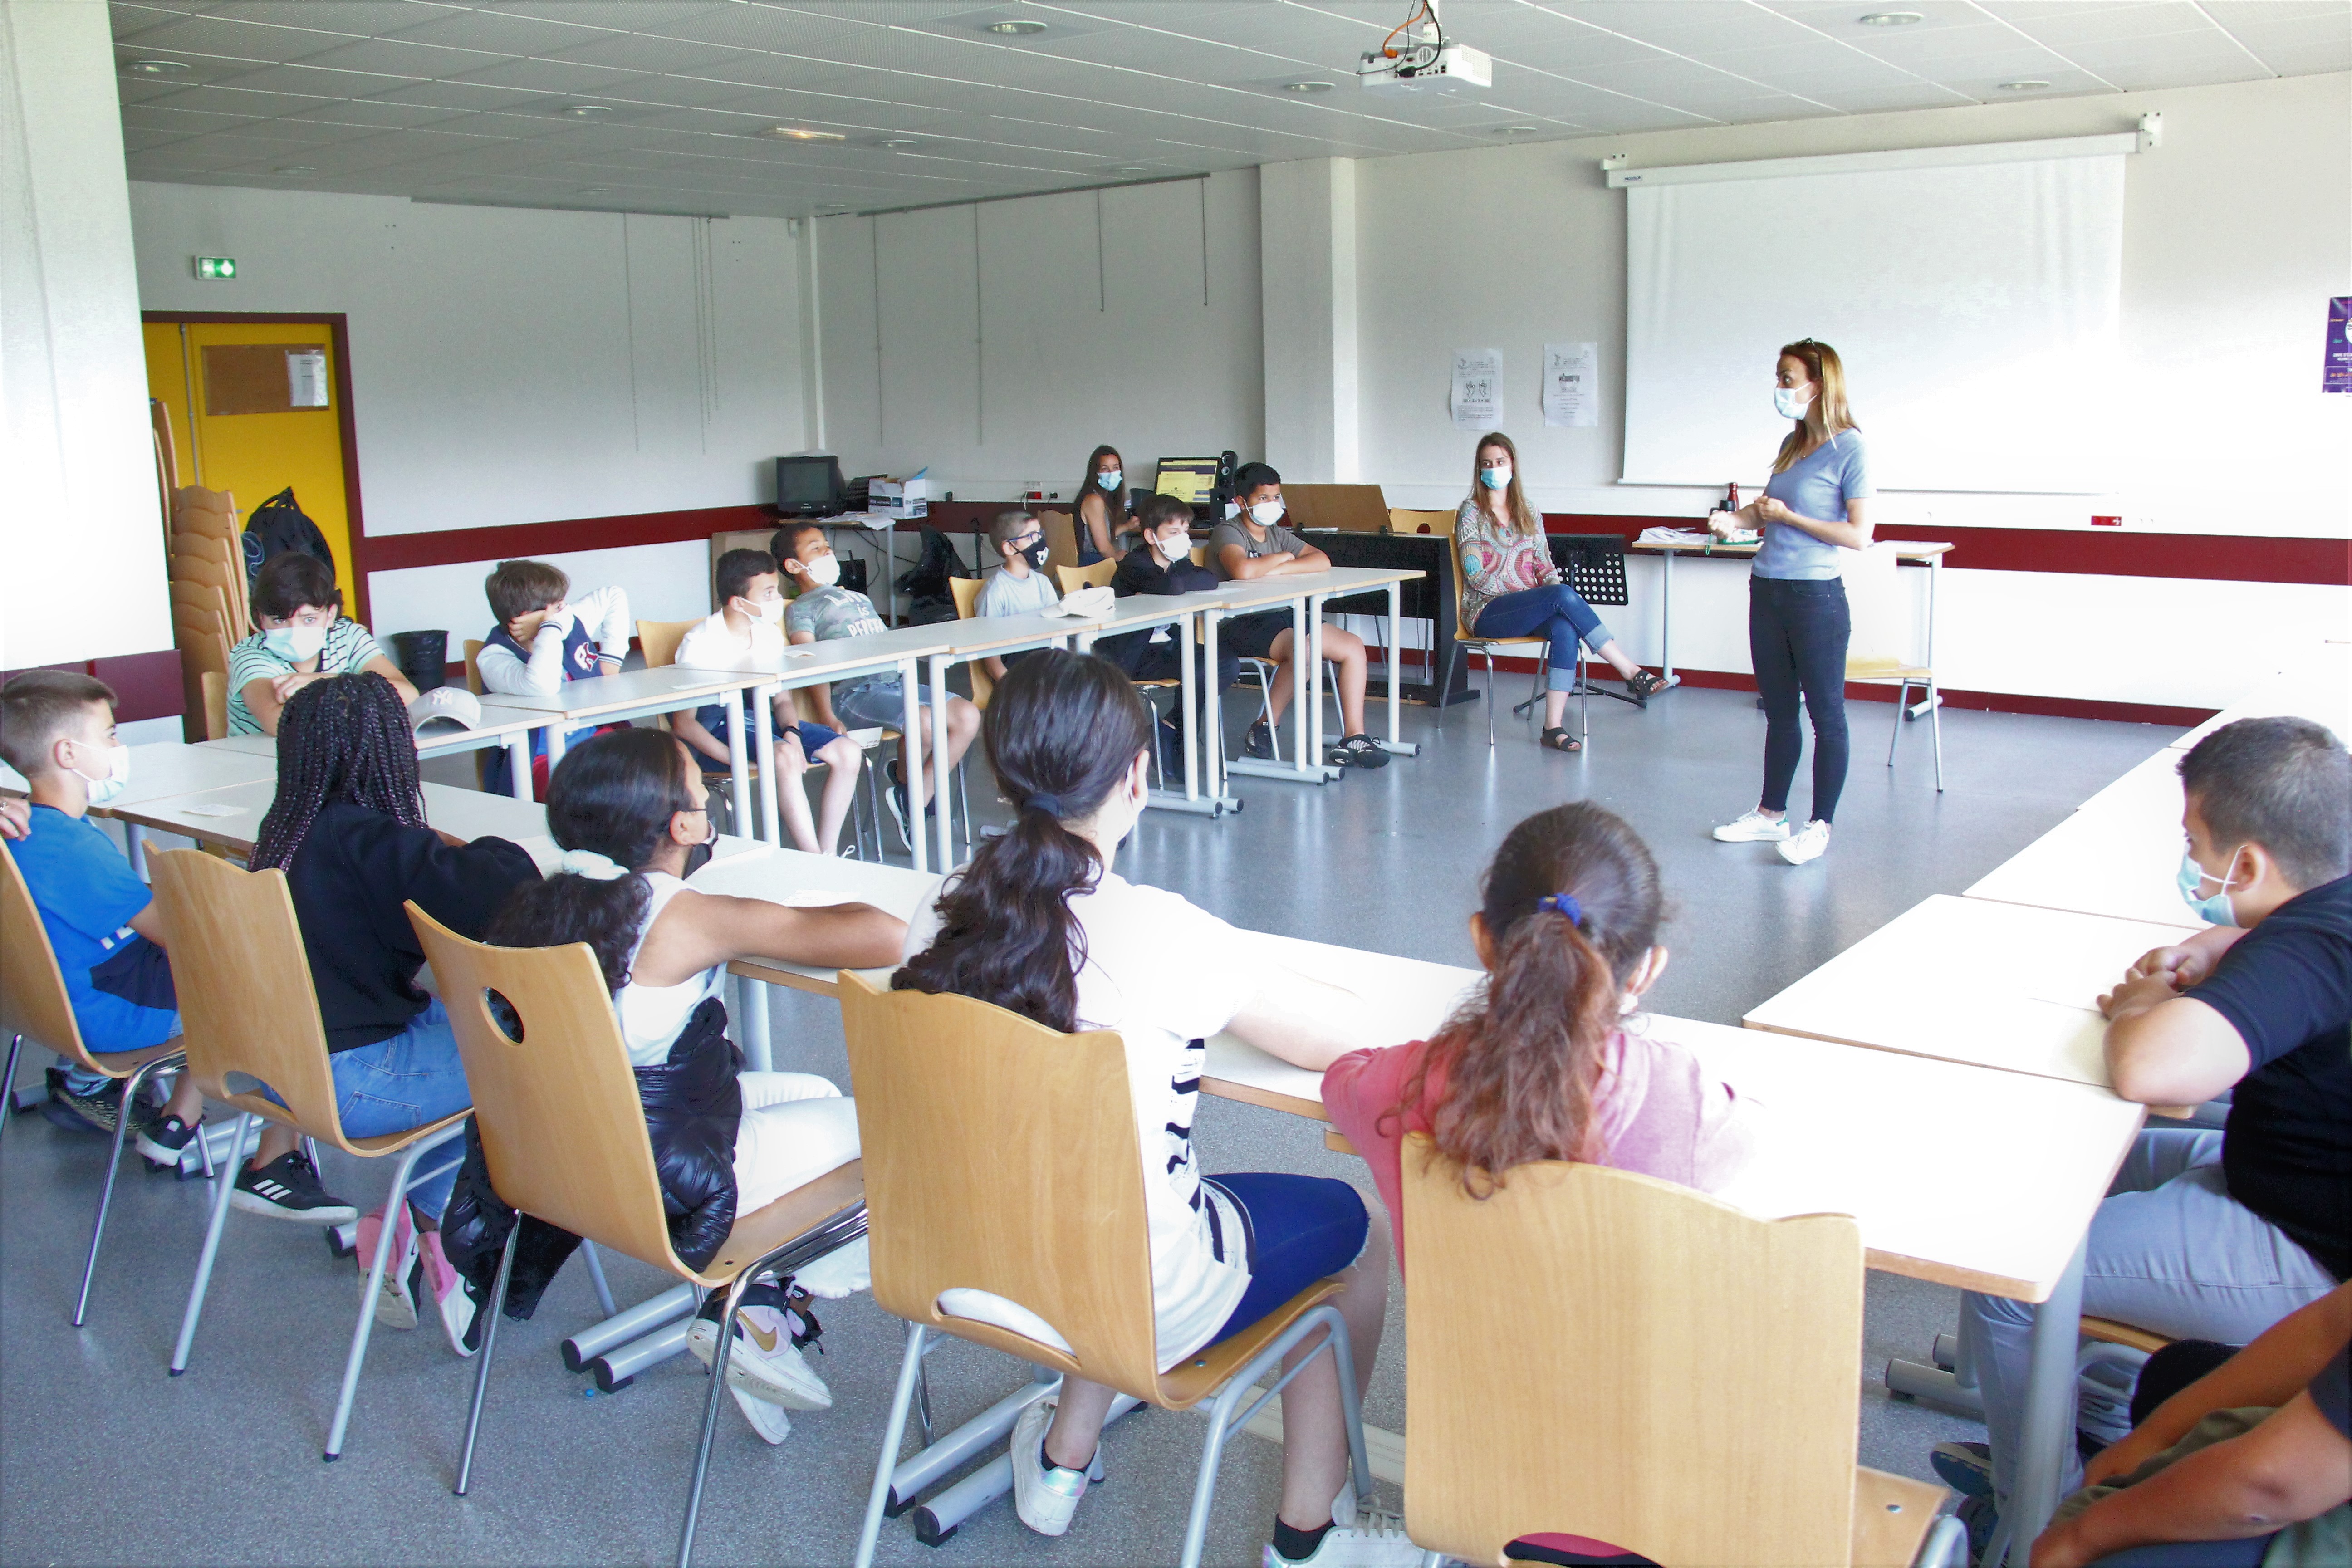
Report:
1152,456,1222,508
775,455,843,517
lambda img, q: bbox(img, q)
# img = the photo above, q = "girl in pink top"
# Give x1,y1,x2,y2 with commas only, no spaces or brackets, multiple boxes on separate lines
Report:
1323,801,1754,1565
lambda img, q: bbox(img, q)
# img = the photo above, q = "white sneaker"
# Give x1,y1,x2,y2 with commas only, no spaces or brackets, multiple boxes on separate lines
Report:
1010,1398,1090,1537
686,1305,833,1410
795,1236,870,1299
731,1385,792,1445
1713,809,1790,843
1778,818,1832,865
1263,1519,1423,1567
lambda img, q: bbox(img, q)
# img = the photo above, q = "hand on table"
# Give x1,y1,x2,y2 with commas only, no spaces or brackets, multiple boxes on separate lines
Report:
2127,941,2216,991
2099,969,2180,1020
271,669,331,702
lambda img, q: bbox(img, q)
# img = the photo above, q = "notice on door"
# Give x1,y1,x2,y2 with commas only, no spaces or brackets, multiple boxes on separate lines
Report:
287,349,329,408
203,343,331,415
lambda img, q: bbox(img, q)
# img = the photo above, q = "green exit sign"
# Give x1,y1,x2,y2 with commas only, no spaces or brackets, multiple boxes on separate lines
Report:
193,255,237,281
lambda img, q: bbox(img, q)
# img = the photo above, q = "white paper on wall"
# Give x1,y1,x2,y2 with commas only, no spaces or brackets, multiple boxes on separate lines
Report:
1451,348,1502,431
286,350,329,409
1543,342,1599,428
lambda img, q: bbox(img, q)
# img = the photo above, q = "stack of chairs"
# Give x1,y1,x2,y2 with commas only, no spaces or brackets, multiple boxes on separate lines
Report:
168,486,246,743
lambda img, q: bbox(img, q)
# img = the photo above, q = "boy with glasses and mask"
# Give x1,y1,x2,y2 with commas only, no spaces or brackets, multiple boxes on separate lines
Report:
975,509,1060,687
228,552,415,737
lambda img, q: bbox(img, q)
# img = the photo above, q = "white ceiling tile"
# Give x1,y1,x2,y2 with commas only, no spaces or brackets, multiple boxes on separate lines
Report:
541,34,768,74
361,76,557,109
2058,31,2273,87
444,56,659,93
206,59,422,95
209,2,464,30
1568,1,1823,53
289,36,510,78
111,12,359,60
379,8,623,54
112,1,211,39
1979,2,2205,47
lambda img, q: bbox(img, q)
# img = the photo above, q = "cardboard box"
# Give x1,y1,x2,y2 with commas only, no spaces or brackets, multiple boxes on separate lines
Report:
868,475,927,519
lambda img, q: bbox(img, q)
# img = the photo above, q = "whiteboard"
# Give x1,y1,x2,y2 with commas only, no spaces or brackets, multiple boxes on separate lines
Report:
1622,154,2126,495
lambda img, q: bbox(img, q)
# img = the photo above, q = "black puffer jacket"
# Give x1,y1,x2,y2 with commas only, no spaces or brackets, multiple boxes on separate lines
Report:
443,995,745,1310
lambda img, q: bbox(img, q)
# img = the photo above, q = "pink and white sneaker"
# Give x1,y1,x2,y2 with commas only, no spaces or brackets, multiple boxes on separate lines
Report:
416,1229,480,1357
355,1206,420,1331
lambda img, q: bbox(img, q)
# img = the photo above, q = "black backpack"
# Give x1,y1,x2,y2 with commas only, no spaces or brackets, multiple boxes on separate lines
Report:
240,487,335,588
895,525,972,627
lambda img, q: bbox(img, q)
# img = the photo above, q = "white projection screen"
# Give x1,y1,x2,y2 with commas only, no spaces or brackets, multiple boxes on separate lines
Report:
1621,148,2126,494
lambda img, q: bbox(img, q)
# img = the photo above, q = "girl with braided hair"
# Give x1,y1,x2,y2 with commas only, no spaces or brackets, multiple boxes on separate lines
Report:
254,672,539,1354
895,650,1413,1568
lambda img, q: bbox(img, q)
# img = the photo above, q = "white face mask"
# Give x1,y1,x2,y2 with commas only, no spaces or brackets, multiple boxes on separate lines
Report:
1480,465,1512,490
1773,385,1813,421
69,740,132,806
1098,470,1122,490
263,622,329,662
1156,531,1190,562
1222,500,1240,521
740,595,785,624
802,554,841,589
1248,501,1283,527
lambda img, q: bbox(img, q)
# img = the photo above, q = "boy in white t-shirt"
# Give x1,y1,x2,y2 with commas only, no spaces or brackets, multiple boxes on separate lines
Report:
667,549,862,857
974,509,1060,686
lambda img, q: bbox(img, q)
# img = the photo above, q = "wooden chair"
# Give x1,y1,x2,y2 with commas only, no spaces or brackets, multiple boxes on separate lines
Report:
1389,508,1455,536
1440,534,1558,747
461,638,485,696
635,617,696,671
1039,509,1079,571
1,846,201,1326
946,576,993,709
1053,558,1117,595
199,671,229,743
1844,541,1943,792
839,972,1375,1568
1398,1140,1961,1568
148,849,472,1461
407,906,866,1568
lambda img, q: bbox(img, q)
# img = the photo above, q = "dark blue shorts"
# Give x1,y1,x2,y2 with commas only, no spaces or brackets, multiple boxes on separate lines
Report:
690,703,840,764
1203,1173,1368,1348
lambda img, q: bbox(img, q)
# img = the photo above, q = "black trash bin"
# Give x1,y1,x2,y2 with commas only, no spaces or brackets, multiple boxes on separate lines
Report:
386,629,448,694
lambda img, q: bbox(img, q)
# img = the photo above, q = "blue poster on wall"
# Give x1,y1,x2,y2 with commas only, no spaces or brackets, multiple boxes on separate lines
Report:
2328,297,2352,394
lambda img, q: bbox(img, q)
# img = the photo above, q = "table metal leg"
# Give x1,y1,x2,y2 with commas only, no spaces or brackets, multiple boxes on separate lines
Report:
1307,595,1326,764
929,653,955,875
900,659,926,875
505,736,532,801
1179,612,1199,804
752,682,782,848
2004,1239,2087,1567
1377,580,1417,757
1910,555,1943,720
739,974,772,1073
1659,548,1676,683
542,719,569,774
726,691,753,837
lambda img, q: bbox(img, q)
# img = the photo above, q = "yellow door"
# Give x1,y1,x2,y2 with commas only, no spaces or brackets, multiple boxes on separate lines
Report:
143,318,355,605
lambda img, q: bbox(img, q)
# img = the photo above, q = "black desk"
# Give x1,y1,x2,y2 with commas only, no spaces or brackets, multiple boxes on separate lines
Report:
1306,531,1473,706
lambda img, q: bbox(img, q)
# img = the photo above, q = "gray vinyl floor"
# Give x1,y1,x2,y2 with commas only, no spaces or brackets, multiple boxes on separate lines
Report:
0,680,2179,1567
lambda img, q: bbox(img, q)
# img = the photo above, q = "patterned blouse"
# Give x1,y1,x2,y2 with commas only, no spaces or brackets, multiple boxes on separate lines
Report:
1455,498,1560,631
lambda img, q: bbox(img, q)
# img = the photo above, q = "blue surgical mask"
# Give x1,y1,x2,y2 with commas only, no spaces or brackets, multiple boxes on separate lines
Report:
263,623,328,662
1098,470,1122,490
2175,849,2244,927
1480,466,1511,490
1774,386,1812,421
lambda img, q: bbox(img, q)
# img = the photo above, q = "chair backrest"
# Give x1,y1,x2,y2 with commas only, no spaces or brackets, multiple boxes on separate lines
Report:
0,844,98,1071
1391,508,1455,536
1039,510,1079,570
461,639,485,696
837,971,1165,1400
407,903,693,1276
1189,545,1207,567
1401,1138,1864,1568
636,617,698,671
199,671,230,742
1054,559,1117,596
146,849,348,1145
1842,542,1911,678
947,575,984,620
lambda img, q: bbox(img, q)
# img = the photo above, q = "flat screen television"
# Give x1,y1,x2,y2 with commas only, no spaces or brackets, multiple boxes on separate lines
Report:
776,455,844,517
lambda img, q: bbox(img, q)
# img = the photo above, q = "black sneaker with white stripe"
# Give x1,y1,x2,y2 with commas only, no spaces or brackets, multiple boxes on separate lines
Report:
232,1150,358,1225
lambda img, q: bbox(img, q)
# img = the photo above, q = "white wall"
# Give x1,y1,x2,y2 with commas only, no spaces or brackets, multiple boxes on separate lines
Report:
1260,157,1359,484
816,170,1264,504
1,0,169,670
128,183,809,637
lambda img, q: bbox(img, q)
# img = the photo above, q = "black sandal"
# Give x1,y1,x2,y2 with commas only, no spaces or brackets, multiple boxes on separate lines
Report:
1539,727,1583,752
1625,670,1670,704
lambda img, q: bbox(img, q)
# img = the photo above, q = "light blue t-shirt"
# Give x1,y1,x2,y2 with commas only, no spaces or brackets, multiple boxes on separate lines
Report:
1752,429,1872,582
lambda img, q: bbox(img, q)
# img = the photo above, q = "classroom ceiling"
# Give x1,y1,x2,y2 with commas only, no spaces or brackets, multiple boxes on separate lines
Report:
112,0,2352,219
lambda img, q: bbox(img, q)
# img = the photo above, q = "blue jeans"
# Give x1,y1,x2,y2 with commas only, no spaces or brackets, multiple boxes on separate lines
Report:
1204,1173,1369,1347
1960,1130,2336,1509
1473,585,1614,693
272,1000,472,1219
1749,576,1851,823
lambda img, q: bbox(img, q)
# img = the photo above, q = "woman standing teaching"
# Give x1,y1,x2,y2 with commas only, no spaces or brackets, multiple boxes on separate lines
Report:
1709,339,1873,867
1074,444,1128,565
1456,432,1666,752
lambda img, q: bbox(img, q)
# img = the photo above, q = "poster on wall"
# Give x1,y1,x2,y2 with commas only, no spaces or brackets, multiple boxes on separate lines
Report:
1543,342,1600,428
1451,348,1502,430
2326,298,2352,394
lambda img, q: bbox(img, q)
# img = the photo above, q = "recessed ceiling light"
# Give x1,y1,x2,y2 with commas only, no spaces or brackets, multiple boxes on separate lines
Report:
274,165,318,175
1110,165,1152,176
881,137,921,149
122,58,191,75
1996,79,2052,91
578,188,611,196
760,125,846,142
984,18,1047,34
1857,11,1923,25
1494,124,1540,135
1281,80,1333,93
560,103,612,118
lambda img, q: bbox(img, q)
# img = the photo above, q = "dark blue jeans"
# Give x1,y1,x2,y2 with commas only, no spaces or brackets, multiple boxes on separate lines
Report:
1749,576,1850,823
1473,584,1614,693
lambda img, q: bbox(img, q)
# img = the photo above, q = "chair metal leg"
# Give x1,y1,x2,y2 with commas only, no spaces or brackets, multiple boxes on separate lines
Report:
580,1240,618,1320
854,1321,930,1568
1179,1303,1362,1568
326,1131,452,1460
1930,678,1945,793
1483,652,1497,746
0,1033,23,1143
1889,677,1909,767
75,1053,176,1326
171,1108,253,1374
678,1266,761,1568
1575,645,1588,743
454,1224,519,1495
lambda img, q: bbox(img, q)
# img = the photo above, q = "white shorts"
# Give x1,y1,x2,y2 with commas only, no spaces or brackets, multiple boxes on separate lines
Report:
730,1071,862,1215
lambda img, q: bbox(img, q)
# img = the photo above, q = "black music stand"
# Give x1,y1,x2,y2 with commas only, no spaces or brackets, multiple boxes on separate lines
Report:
1512,534,1644,715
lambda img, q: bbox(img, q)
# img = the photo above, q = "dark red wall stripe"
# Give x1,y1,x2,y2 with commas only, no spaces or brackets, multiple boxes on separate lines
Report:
349,499,2352,589
2,651,187,724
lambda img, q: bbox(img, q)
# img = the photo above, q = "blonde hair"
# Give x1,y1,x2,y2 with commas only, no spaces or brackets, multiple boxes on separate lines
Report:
1772,340,1858,474
1470,431,1543,538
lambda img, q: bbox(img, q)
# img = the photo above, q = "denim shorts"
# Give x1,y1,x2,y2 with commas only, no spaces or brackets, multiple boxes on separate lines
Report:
832,677,946,733
1202,1173,1369,1347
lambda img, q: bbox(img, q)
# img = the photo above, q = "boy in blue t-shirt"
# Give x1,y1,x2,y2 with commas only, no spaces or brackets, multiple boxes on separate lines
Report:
0,672,346,1216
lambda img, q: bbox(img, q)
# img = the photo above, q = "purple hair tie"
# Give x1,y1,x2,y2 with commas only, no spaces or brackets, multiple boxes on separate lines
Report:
1535,892,1583,925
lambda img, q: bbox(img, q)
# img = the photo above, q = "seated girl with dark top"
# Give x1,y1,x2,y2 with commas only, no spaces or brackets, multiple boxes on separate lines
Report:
1074,443,1129,566
251,673,539,1353
485,728,903,1446
1106,493,1240,766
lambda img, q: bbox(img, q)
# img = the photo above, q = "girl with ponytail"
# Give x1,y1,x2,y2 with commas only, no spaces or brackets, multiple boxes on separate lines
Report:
1326,802,1754,1261
896,650,1413,1566
484,727,903,1444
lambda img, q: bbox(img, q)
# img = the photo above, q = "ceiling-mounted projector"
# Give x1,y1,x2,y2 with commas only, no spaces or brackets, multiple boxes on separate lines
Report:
1357,0,1490,94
